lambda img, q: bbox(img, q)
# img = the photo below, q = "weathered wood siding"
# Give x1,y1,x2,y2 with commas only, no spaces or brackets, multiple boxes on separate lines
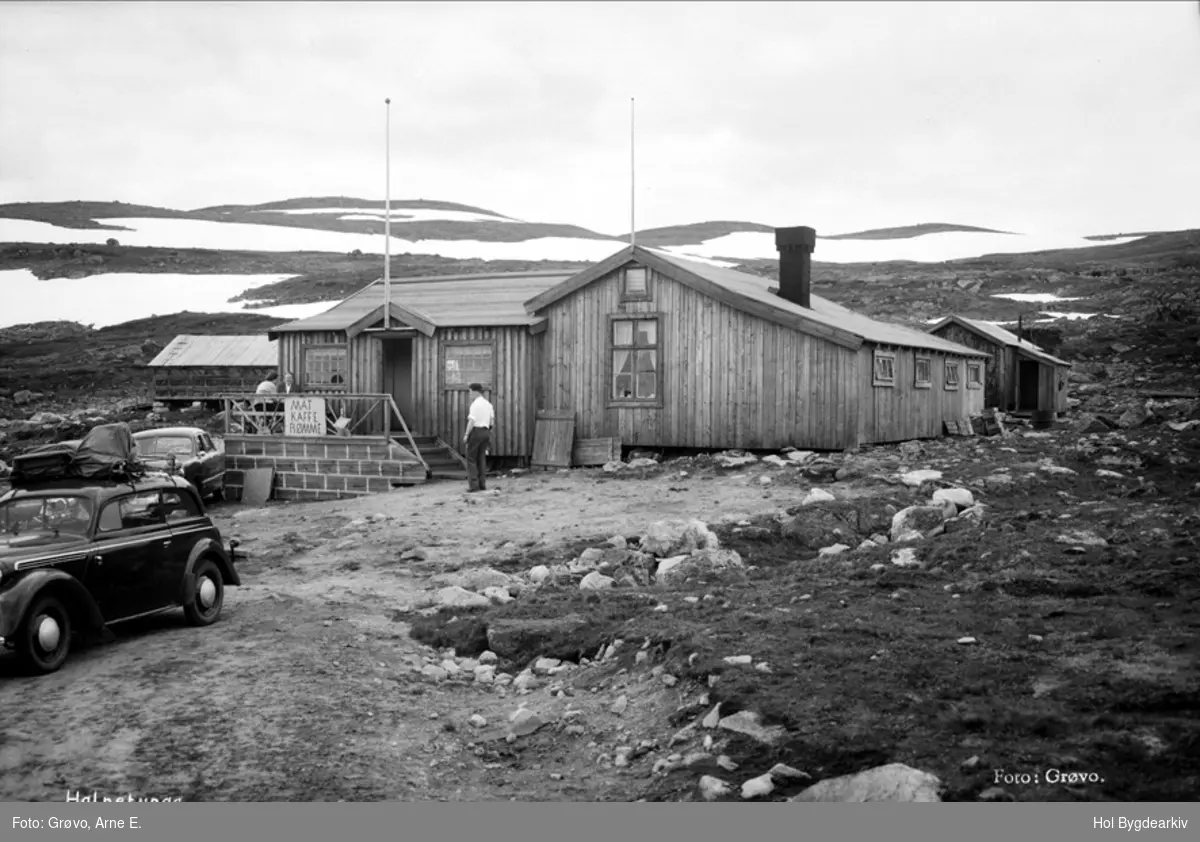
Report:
857,347,986,443
537,268,860,450
283,326,538,456
930,323,1008,409
152,366,274,400
408,326,537,457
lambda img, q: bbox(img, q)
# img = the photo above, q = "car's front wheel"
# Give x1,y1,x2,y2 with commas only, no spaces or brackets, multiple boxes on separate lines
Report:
184,558,224,626
18,594,72,675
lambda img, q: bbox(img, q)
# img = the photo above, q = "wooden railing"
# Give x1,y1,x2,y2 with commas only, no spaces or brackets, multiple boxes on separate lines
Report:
220,392,428,473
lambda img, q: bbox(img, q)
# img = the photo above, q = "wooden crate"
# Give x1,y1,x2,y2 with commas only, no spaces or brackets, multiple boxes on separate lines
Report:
531,410,575,469
944,419,975,437
572,437,619,467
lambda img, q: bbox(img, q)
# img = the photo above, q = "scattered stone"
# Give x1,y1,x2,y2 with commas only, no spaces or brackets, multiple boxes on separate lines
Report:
1055,530,1107,547
890,505,947,542
655,548,745,586
701,704,723,729
818,543,851,556
508,708,547,737
741,773,776,800
769,763,811,782
482,585,514,604
611,694,629,715
528,565,552,584
717,755,739,772
469,714,487,729
717,710,787,746
790,763,942,802
474,665,496,684
606,535,628,548
801,488,837,506
762,455,790,467
640,519,720,558
786,450,815,463
932,487,975,511
436,586,491,609
478,650,498,665
890,547,921,568
900,469,942,487
961,755,982,772
1095,469,1125,479
723,655,753,666
421,664,448,681
580,571,615,591
533,657,562,674
957,637,978,645
977,786,1016,802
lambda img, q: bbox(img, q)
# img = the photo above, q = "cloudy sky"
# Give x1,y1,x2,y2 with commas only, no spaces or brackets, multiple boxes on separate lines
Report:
1,1,1197,237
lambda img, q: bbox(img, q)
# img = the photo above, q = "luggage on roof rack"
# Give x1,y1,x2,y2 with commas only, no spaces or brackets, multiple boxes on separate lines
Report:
9,423,148,487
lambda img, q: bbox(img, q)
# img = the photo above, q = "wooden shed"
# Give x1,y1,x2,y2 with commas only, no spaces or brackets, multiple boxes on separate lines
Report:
146,334,278,405
522,227,992,451
266,270,575,466
927,315,1071,415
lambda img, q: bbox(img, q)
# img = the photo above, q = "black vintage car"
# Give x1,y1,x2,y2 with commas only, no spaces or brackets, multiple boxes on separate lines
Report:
132,427,227,501
0,425,241,675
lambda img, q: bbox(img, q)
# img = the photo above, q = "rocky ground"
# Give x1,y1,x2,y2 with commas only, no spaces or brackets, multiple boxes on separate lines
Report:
1,382,1197,801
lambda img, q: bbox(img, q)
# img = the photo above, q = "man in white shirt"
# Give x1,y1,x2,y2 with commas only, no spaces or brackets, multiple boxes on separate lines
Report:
255,372,279,395
463,382,495,492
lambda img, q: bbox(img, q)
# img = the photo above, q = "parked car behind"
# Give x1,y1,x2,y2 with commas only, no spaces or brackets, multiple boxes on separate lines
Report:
132,427,226,501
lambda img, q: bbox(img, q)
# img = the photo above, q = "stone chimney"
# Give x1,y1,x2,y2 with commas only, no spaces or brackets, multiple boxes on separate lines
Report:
775,226,816,309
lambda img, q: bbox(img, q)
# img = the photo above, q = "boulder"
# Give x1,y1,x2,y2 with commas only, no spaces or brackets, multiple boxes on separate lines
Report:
781,501,891,550
717,710,787,746
890,505,947,542
900,469,943,487
1116,404,1152,429
436,586,491,609
800,488,836,506
437,567,513,591
485,614,589,658
579,571,615,591
698,775,732,801
789,763,941,802
12,390,34,405
640,518,719,558
655,548,745,586
931,487,975,512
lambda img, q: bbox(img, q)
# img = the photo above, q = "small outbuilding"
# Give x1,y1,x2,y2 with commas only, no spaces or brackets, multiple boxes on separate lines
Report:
146,334,278,406
927,315,1071,416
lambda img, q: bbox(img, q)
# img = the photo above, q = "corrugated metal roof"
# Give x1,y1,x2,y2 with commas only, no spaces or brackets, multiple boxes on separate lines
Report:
621,247,990,357
146,334,278,367
269,270,576,333
929,316,1071,367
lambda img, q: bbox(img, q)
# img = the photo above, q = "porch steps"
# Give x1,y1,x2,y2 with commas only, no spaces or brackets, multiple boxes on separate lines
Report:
403,436,469,481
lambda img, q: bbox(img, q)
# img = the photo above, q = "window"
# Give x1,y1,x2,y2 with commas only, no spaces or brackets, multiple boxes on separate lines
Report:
945,360,960,391
872,350,896,387
967,361,983,389
611,317,659,401
622,265,650,300
100,491,166,532
199,434,215,452
914,356,932,389
160,490,202,523
0,495,93,536
303,346,348,390
444,343,494,389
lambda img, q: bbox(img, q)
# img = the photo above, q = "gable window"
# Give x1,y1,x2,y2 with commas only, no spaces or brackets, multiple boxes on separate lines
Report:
944,360,960,391
611,317,659,402
443,342,494,390
967,361,983,389
621,265,650,301
872,350,896,387
914,356,932,389
304,346,348,390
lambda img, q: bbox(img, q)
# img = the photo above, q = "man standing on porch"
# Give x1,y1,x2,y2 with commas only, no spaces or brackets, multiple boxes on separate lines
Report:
463,382,494,492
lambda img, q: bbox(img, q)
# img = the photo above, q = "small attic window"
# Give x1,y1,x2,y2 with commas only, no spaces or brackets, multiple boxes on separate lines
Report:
622,265,650,300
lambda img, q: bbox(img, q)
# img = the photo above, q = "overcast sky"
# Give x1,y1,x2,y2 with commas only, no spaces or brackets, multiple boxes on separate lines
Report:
2,1,1198,237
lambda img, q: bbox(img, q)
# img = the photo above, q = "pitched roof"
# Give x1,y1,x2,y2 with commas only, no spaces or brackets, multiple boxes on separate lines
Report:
146,334,278,367
928,315,1071,367
267,270,575,337
524,246,990,357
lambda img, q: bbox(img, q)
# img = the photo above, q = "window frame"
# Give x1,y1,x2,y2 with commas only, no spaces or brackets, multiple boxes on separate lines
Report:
606,313,663,408
620,264,652,302
944,359,961,391
913,355,932,389
966,360,984,390
302,344,349,392
441,339,497,392
872,349,897,388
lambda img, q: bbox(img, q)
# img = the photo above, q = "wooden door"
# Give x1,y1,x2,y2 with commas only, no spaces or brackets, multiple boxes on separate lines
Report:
384,339,417,433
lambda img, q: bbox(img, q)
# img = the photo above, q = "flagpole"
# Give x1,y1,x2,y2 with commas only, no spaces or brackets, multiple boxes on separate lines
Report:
630,97,636,248
383,97,392,329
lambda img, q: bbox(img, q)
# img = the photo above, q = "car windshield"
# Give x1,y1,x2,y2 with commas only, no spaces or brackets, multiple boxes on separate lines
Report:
136,436,195,457
0,495,94,536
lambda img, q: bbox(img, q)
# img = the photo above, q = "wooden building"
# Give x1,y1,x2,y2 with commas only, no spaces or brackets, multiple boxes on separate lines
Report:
521,227,992,451
927,315,1071,415
266,270,575,464
146,334,278,405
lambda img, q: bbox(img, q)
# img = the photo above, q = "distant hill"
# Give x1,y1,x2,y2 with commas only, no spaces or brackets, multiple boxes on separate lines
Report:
823,222,1016,240
630,221,776,247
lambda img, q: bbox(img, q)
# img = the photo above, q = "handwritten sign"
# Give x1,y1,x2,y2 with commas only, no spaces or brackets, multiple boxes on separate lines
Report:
284,397,326,437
